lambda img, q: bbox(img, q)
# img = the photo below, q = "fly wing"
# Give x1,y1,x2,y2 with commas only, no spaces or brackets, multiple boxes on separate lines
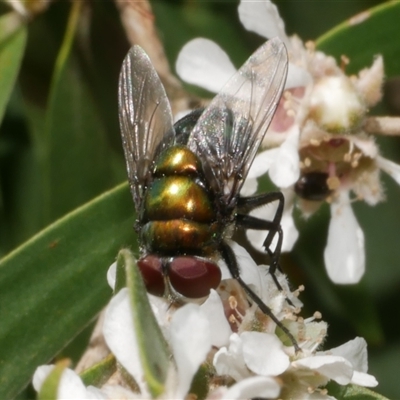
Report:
187,37,288,207
118,45,175,210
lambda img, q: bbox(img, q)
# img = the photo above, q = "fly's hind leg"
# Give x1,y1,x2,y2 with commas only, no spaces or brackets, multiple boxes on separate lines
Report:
219,241,300,352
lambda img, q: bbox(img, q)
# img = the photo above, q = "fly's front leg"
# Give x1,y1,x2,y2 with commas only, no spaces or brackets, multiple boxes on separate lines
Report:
237,191,284,279
236,214,284,293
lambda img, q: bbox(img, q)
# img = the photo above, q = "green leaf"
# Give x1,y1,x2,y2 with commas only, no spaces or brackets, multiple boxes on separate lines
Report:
80,354,117,388
0,13,27,125
122,249,170,398
0,182,135,399
37,360,70,400
327,382,389,400
42,2,116,223
317,2,400,77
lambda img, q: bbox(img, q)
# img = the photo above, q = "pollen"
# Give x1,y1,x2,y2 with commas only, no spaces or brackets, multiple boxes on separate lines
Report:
327,176,340,190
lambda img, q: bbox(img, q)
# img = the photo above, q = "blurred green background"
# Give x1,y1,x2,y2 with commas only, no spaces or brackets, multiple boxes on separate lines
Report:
0,0,399,398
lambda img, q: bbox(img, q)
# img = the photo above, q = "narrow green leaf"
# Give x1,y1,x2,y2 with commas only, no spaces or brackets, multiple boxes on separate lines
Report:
37,360,70,400
42,1,115,223
327,382,390,400
0,12,27,125
80,354,117,388
0,182,136,399
317,2,400,76
114,249,127,294
122,249,170,398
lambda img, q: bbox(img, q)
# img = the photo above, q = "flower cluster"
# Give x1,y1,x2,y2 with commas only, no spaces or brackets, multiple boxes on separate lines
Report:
176,0,400,284
33,244,377,399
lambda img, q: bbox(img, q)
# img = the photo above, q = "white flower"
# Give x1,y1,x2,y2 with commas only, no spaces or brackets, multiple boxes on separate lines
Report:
176,0,400,284
32,245,378,399
33,364,138,399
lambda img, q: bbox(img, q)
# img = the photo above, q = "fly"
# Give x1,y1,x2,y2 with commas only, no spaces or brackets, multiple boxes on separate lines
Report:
118,38,299,350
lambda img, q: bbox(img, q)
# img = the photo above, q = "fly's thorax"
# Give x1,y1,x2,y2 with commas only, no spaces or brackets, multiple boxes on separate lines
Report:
153,145,202,177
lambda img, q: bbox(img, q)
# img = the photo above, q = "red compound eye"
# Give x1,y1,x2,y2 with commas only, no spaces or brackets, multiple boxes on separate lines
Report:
137,255,165,296
169,257,221,298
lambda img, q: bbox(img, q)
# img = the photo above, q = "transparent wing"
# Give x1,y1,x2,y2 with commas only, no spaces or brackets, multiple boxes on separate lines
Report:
187,37,288,207
118,45,175,210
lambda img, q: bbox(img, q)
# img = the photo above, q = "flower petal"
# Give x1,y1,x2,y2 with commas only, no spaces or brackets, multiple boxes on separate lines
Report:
351,371,378,387
240,176,259,196
200,290,232,347
176,38,236,93
238,0,288,45
377,155,400,186
33,366,90,399
247,149,276,179
241,331,290,376
280,189,299,251
294,355,353,385
227,241,263,294
286,63,312,89
223,376,281,399
324,192,365,283
103,289,149,396
268,129,300,188
170,304,212,399
106,262,116,290
213,333,251,381
325,337,368,372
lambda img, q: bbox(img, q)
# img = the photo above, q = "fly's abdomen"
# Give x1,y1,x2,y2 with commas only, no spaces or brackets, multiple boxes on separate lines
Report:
141,219,218,253
140,146,219,255
143,176,214,222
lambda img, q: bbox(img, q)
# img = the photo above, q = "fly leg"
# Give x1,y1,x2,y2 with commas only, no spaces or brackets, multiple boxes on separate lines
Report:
236,191,284,290
219,241,300,352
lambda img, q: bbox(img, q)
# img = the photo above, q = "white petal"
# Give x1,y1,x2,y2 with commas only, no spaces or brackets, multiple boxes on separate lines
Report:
213,333,251,381
377,155,400,185
223,376,281,399
241,332,290,376
57,369,90,399
200,290,232,347
324,192,365,283
325,337,368,372
238,0,288,44
99,384,143,399
351,136,378,159
176,38,236,93
268,129,300,188
286,63,312,90
106,262,116,290
33,366,89,399
351,371,378,387
33,365,55,392
240,177,258,196
170,304,211,398
294,355,353,385
85,386,109,399
147,295,173,341
228,241,263,294
280,190,299,251
247,149,276,179
102,289,149,396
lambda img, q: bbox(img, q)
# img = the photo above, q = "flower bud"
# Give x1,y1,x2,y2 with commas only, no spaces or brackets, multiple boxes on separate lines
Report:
309,76,366,134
